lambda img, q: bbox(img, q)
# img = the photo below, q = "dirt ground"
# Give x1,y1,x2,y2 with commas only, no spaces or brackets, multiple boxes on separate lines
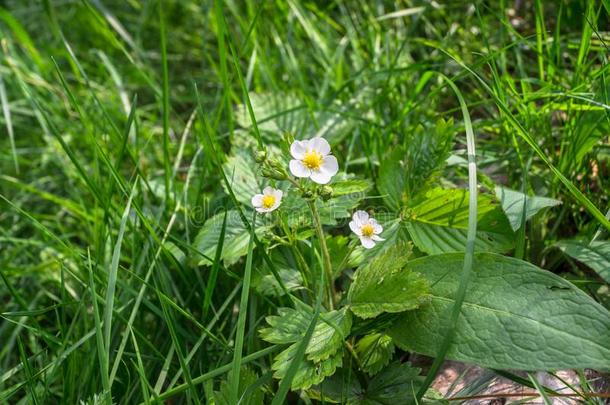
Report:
412,357,610,404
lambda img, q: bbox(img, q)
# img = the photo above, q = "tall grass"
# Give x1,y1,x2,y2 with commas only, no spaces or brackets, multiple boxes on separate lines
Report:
1,1,609,404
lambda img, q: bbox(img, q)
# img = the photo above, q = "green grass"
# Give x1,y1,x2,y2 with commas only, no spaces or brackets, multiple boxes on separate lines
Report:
1,1,610,404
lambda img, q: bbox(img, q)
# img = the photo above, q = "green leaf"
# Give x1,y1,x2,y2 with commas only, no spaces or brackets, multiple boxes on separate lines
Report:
405,188,515,254
259,307,309,343
389,253,610,370
355,333,395,376
282,191,362,227
362,362,422,404
256,268,303,297
260,305,352,390
271,343,343,391
331,179,373,197
495,186,562,231
348,242,430,319
556,240,610,283
307,362,422,404
378,119,454,210
193,210,267,266
261,306,352,362
235,92,354,145
213,367,264,405
223,151,263,206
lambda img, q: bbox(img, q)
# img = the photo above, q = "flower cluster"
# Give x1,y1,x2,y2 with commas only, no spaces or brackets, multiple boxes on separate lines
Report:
251,137,384,249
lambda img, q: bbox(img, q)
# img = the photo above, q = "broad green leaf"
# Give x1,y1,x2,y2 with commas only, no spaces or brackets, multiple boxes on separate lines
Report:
261,306,352,362
405,188,515,254
282,191,362,227
271,343,343,390
223,151,263,206
389,253,610,370
235,92,353,145
307,362,422,404
326,235,351,276
355,333,395,376
348,243,430,319
556,240,610,283
307,368,362,403
259,307,310,344
213,367,264,405
193,210,267,266
362,362,423,404
332,179,373,197
495,186,561,231
256,269,303,297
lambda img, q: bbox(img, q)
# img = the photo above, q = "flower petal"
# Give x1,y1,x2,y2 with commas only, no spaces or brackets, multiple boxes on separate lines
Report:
310,170,332,184
371,235,385,242
273,189,283,201
349,221,362,236
359,236,376,249
289,160,310,178
320,155,339,176
251,194,263,208
309,137,331,155
263,186,274,195
353,210,369,226
255,206,267,213
290,140,308,159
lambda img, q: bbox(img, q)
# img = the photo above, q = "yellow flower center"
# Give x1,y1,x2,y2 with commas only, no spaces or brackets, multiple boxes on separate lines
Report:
262,195,276,209
302,150,323,170
361,224,374,237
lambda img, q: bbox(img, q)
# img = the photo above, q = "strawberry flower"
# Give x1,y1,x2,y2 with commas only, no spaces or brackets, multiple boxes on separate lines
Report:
289,137,339,184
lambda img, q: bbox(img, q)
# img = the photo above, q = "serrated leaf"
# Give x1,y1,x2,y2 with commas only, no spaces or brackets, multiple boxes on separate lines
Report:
495,186,562,231
259,307,310,344
271,343,343,390
355,333,395,375
362,362,422,404
213,367,264,405
348,243,430,319
556,240,610,283
389,253,610,370
192,210,267,266
405,188,515,254
261,306,352,362
256,268,303,297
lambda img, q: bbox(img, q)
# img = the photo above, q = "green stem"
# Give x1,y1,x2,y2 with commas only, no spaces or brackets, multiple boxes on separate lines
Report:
308,200,336,309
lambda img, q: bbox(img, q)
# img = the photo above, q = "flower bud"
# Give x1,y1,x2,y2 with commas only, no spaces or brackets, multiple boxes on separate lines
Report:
254,149,267,163
301,189,314,199
261,166,287,181
318,186,333,201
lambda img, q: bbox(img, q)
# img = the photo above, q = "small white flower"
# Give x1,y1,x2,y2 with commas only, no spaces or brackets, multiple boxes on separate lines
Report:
349,210,384,249
289,137,339,184
251,186,283,213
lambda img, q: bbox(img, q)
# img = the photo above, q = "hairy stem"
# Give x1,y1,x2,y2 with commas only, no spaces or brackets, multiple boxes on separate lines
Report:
308,200,336,309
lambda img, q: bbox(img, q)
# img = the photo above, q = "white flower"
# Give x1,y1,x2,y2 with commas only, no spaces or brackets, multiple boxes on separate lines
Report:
289,137,339,184
251,186,283,213
349,210,384,249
